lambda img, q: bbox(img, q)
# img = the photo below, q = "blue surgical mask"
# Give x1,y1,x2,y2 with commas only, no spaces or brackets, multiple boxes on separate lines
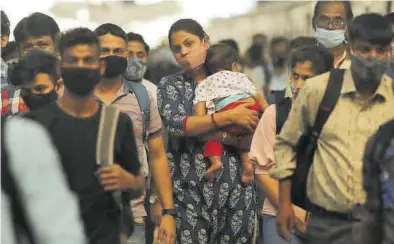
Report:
315,27,346,49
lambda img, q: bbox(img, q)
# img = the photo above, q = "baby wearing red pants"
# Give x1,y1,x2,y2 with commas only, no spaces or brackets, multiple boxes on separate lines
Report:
194,44,269,184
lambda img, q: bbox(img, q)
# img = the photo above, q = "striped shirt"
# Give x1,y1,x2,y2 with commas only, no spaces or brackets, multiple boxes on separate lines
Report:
95,82,162,176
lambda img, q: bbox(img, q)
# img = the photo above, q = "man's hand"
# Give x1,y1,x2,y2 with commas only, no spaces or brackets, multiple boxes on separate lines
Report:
150,201,163,225
228,103,259,132
276,202,296,242
98,164,134,191
157,215,176,244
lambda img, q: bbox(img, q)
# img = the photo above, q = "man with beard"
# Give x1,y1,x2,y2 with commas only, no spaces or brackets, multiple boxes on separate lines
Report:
272,13,394,244
8,50,63,112
26,27,145,244
94,24,175,244
1,12,60,115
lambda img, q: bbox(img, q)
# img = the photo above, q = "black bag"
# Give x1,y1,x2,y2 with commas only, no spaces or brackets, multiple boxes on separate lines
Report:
1,117,36,244
276,69,345,210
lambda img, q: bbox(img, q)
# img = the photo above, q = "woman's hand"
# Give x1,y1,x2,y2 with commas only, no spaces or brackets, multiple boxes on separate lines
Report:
228,103,259,132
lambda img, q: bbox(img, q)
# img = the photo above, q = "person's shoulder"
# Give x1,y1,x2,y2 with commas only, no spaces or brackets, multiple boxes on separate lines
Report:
303,71,331,94
142,78,157,91
5,116,50,146
158,71,187,89
24,102,59,124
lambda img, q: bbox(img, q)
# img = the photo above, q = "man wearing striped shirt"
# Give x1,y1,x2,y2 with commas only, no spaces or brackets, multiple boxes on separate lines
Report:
94,23,175,244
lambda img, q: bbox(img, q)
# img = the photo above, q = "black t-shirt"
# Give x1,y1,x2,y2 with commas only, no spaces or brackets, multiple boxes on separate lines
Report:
25,102,140,244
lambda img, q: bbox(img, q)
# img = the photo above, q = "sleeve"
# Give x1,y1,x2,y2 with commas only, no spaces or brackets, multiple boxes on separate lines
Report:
157,76,187,137
270,81,316,180
357,134,382,244
118,113,141,175
249,105,277,175
238,73,258,95
147,90,163,140
5,117,87,244
193,81,207,104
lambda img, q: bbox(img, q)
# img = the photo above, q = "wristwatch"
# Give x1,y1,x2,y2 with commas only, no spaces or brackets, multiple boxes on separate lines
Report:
149,195,159,204
162,208,176,217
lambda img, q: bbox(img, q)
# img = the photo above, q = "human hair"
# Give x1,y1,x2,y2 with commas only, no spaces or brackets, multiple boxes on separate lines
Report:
385,12,394,25
58,28,100,56
270,36,289,48
348,13,392,46
218,39,239,54
127,32,150,53
289,46,334,75
9,49,59,86
289,36,318,51
168,19,207,47
13,12,60,44
312,1,354,28
1,10,10,36
204,43,240,75
94,23,127,42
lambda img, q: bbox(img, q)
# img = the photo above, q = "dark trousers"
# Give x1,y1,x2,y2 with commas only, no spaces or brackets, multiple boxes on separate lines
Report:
144,189,155,244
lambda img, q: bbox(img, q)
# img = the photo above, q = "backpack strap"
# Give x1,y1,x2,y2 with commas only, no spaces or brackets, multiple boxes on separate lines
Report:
96,105,134,238
126,81,151,141
311,69,345,138
276,97,292,135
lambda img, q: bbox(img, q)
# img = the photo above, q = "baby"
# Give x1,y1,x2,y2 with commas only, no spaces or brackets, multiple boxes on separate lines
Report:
194,43,269,184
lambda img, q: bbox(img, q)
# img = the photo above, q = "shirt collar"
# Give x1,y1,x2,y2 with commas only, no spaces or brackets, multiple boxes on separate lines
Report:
341,68,393,101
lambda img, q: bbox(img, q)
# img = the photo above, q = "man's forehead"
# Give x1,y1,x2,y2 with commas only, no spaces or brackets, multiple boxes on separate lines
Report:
25,35,54,44
99,34,126,48
318,2,346,18
64,44,99,57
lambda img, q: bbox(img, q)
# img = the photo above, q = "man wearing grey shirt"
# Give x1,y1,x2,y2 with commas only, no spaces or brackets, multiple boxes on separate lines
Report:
1,116,86,244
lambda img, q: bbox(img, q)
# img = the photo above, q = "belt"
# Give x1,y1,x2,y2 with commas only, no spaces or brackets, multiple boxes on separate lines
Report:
309,203,355,221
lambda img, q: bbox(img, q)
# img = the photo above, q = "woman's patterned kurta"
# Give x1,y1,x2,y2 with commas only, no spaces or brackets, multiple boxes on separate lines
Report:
157,71,257,244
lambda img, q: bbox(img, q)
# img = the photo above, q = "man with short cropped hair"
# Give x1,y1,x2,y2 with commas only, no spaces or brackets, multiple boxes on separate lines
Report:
26,27,145,244
95,24,175,244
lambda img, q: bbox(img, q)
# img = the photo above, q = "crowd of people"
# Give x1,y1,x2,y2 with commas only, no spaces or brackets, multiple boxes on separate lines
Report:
1,1,394,244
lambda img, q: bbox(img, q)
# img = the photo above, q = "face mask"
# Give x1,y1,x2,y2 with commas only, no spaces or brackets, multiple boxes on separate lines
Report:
351,55,389,92
21,89,58,111
185,41,207,72
315,27,346,49
123,58,147,81
289,82,298,97
61,67,101,96
102,55,127,78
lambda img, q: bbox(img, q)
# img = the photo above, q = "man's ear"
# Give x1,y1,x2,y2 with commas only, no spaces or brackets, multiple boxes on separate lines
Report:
99,59,106,77
55,79,64,97
231,62,240,72
203,35,210,48
1,34,9,49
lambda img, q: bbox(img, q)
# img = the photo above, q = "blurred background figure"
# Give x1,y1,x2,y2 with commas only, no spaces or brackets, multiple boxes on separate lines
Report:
268,36,290,103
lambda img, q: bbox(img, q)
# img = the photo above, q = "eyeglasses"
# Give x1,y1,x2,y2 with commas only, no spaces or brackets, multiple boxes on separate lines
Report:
315,16,346,29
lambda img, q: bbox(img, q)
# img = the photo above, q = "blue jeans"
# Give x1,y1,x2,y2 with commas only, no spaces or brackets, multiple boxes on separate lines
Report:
261,214,301,244
127,221,145,244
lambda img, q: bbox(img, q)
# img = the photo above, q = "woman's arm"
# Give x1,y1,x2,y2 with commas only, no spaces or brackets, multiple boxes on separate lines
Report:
157,79,259,138
195,102,207,116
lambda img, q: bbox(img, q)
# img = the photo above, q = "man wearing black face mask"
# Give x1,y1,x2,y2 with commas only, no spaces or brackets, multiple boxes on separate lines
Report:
269,37,289,103
9,49,62,112
26,28,145,244
273,14,394,244
94,24,176,244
